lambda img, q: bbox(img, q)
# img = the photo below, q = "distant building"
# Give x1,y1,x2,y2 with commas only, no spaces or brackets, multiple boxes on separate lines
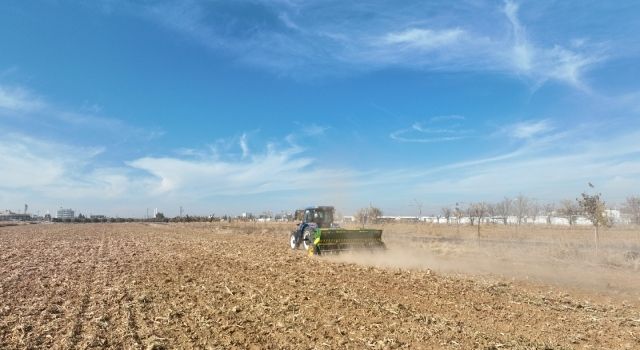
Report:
57,208,75,220
90,215,106,219
0,210,31,221
342,216,355,223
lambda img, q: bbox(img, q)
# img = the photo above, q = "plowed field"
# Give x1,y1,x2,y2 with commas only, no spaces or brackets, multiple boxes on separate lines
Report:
1,223,639,349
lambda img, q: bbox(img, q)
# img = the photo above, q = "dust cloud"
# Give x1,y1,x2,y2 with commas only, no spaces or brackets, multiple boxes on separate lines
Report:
328,232,640,301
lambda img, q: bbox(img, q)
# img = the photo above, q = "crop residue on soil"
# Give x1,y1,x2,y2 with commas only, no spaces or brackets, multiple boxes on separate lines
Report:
1,222,640,349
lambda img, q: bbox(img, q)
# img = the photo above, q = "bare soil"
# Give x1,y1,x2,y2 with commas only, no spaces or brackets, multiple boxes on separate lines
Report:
1,222,640,349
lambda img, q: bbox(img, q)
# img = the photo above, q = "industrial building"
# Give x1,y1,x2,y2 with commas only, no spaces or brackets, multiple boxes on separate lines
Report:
57,208,75,220
0,210,32,221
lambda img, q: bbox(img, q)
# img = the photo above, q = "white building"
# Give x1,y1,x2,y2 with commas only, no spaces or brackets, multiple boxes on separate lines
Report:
57,208,75,219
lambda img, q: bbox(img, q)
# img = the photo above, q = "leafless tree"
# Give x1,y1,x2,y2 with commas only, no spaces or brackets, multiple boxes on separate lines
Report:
486,203,496,222
542,203,556,225
467,205,476,226
441,207,452,224
514,194,529,226
622,196,640,225
454,203,464,234
356,206,383,225
528,202,540,224
558,199,579,226
494,197,510,225
469,202,489,236
494,197,512,225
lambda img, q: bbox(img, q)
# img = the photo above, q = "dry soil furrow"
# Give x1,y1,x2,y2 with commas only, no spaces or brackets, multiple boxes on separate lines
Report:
65,233,107,349
3,223,640,349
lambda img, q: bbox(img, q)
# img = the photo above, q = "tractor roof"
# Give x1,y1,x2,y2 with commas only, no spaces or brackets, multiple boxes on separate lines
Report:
304,206,335,211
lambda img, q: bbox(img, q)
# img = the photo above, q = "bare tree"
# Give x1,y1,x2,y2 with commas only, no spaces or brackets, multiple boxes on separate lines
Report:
528,201,540,225
542,203,556,225
467,205,476,226
454,203,464,234
469,202,489,236
441,207,452,225
369,206,383,223
486,203,496,223
558,200,579,226
494,197,512,225
356,205,383,225
514,194,529,226
578,191,611,255
622,196,640,225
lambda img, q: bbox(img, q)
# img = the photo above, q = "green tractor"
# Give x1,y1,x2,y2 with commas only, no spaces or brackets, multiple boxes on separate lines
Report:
289,206,385,255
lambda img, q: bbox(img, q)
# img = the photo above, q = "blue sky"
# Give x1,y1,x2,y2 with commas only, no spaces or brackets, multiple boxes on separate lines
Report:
1,0,640,217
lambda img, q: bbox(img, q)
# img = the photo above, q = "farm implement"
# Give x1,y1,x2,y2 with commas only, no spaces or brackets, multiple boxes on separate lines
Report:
289,206,385,255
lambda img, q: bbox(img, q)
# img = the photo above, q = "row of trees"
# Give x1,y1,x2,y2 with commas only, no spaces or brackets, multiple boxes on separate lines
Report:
439,195,568,227
438,190,630,255
439,194,640,227
350,194,640,231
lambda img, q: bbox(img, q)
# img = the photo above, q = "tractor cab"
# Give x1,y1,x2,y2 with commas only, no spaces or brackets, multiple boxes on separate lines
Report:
302,206,334,228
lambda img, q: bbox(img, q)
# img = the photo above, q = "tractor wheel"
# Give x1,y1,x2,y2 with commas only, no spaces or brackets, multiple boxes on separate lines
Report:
302,227,314,251
289,231,299,250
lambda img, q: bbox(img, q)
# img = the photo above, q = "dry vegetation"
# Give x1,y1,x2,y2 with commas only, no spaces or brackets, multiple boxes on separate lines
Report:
1,222,640,349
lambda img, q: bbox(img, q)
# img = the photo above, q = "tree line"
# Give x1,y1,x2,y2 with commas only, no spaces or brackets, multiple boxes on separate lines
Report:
438,194,640,227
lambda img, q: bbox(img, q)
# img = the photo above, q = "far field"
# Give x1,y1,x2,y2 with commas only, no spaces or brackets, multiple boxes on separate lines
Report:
1,222,640,349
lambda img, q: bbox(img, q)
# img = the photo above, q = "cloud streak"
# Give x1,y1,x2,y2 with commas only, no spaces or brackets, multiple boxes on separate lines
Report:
0,85,45,113
101,0,606,87
391,116,472,143
127,145,356,197
505,119,554,139
380,28,465,50
0,81,165,146
500,1,600,89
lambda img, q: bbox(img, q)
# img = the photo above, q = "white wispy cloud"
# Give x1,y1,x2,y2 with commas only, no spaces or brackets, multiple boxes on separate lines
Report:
391,115,472,143
239,133,250,158
0,81,165,143
403,122,640,203
2,118,638,215
0,85,45,113
414,132,640,201
367,1,600,88
124,137,366,201
278,12,300,31
0,133,105,190
301,123,330,136
0,128,358,207
506,119,553,139
0,135,68,188
105,0,606,87
380,28,465,50
500,1,600,89
503,0,532,72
